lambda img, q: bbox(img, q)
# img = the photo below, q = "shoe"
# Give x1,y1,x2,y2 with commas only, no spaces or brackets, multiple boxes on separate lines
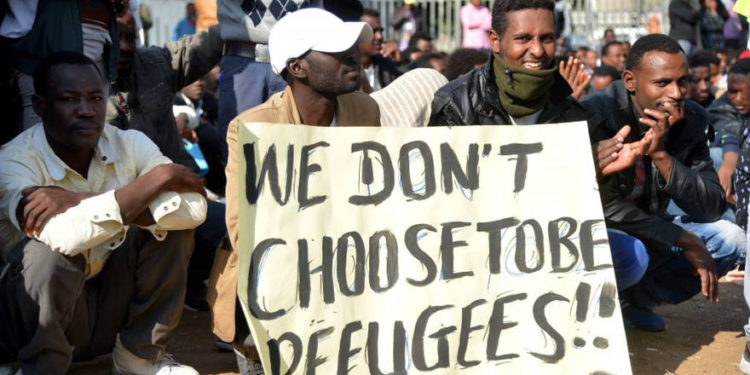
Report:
183,297,210,312
215,339,233,352
113,336,198,375
621,304,666,331
236,351,264,375
741,342,750,374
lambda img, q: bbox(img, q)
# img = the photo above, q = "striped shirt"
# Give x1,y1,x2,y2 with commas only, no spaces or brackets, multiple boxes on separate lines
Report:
371,68,448,128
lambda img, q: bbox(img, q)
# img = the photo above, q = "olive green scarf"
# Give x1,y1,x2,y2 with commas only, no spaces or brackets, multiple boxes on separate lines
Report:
493,54,556,117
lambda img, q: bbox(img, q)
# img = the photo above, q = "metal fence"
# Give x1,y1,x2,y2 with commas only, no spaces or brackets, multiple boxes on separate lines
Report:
362,0,671,51
142,0,670,51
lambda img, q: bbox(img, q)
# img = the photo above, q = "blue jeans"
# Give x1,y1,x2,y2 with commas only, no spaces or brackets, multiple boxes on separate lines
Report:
608,229,650,290
217,55,287,161
613,217,744,310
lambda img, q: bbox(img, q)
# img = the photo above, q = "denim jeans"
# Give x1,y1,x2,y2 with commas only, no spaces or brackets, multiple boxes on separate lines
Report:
608,229,650,290
613,217,744,310
217,55,287,161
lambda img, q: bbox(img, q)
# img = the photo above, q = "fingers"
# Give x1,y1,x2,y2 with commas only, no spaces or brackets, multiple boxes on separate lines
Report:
661,101,684,126
614,125,632,140
21,186,40,197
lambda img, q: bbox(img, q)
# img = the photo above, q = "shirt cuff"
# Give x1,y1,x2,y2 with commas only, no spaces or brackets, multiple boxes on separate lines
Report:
143,191,181,240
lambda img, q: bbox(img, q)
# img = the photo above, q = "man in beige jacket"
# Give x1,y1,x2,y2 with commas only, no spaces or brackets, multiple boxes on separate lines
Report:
210,8,381,374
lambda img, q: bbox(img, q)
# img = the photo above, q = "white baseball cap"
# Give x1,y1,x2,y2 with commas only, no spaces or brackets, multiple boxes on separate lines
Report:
269,8,374,75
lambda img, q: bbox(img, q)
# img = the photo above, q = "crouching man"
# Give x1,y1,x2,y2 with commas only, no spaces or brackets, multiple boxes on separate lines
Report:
0,52,207,375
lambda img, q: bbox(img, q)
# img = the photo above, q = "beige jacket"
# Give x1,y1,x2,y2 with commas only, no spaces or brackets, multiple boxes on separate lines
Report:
209,86,380,341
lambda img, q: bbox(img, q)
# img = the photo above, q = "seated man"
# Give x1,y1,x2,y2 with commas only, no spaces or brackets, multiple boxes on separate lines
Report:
600,40,627,76
359,8,401,92
687,52,717,108
583,34,744,331
210,7,380,373
428,0,589,126
708,58,750,219
0,52,207,375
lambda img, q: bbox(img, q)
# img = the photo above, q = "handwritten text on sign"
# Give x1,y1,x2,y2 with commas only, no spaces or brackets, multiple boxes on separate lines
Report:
237,122,631,375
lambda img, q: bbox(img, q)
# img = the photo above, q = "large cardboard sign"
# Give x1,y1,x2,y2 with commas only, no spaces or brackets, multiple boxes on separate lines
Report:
236,122,631,375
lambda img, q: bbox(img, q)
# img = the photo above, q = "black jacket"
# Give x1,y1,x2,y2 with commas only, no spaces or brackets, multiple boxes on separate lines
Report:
669,0,699,43
582,80,725,255
371,56,401,89
428,56,589,126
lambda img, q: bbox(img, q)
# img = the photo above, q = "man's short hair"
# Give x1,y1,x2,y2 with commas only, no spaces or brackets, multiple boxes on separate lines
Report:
324,0,364,21
729,58,750,75
415,52,447,68
409,31,433,46
33,51,101,98
362,7,379,18
445,48,490,80
600,41,622,58
577,46,591,54
688,50,719,69
625,34,683,71
491,0,554,38
593,64,620,80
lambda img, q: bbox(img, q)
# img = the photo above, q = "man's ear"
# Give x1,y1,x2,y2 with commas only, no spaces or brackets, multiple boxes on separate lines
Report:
622,70,636,93
488,30,501,54
31,93,46,119
286,58,308,81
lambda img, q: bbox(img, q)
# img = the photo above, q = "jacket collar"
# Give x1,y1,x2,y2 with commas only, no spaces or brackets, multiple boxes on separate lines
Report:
33,123,117,181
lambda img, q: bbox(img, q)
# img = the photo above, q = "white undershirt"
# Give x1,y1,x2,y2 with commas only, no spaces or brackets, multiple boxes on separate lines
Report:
508,109,543,125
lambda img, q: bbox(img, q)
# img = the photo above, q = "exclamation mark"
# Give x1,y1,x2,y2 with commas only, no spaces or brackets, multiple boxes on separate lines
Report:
572,281,617,349
573,282,591,347
592,282,617,349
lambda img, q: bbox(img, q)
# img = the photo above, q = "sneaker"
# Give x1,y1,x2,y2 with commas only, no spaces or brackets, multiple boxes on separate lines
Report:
621,304,666,331
740,342,750,374
113,336,198,375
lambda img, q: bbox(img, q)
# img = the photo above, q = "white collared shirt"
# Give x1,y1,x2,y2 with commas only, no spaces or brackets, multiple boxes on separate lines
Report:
0,124,207,278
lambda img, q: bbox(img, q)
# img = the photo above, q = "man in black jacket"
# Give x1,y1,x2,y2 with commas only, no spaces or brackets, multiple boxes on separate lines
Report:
359,8,401,92
583,34,744,331
428,0,660,315
429,0,587,126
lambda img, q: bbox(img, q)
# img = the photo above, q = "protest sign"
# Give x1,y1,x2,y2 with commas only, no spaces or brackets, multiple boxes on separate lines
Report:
236,122,632,375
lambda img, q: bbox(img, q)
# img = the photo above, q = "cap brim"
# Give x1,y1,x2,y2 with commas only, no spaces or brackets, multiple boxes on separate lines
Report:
311,22,373,54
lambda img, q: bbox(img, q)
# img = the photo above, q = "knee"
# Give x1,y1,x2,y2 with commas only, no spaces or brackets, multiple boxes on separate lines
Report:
704,220,745,260
11,240,86,282
164,229,195,263
607,229,650,290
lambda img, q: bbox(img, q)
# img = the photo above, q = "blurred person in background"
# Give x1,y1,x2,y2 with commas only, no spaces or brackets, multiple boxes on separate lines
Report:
392,0,425,50
669,0,699,55
590,64,620,92
3,0,126,131
601,41,627,75
359,8,401,92
172,2,197,41
443,47,489,80
700,0,729,50
461,0,492,49
688,52,718,108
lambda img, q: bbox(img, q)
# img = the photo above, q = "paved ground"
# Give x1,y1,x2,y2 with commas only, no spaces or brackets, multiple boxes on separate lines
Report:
57,280,749,375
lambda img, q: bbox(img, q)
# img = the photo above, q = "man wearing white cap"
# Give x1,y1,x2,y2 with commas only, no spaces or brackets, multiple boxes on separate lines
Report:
210,8,380,375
